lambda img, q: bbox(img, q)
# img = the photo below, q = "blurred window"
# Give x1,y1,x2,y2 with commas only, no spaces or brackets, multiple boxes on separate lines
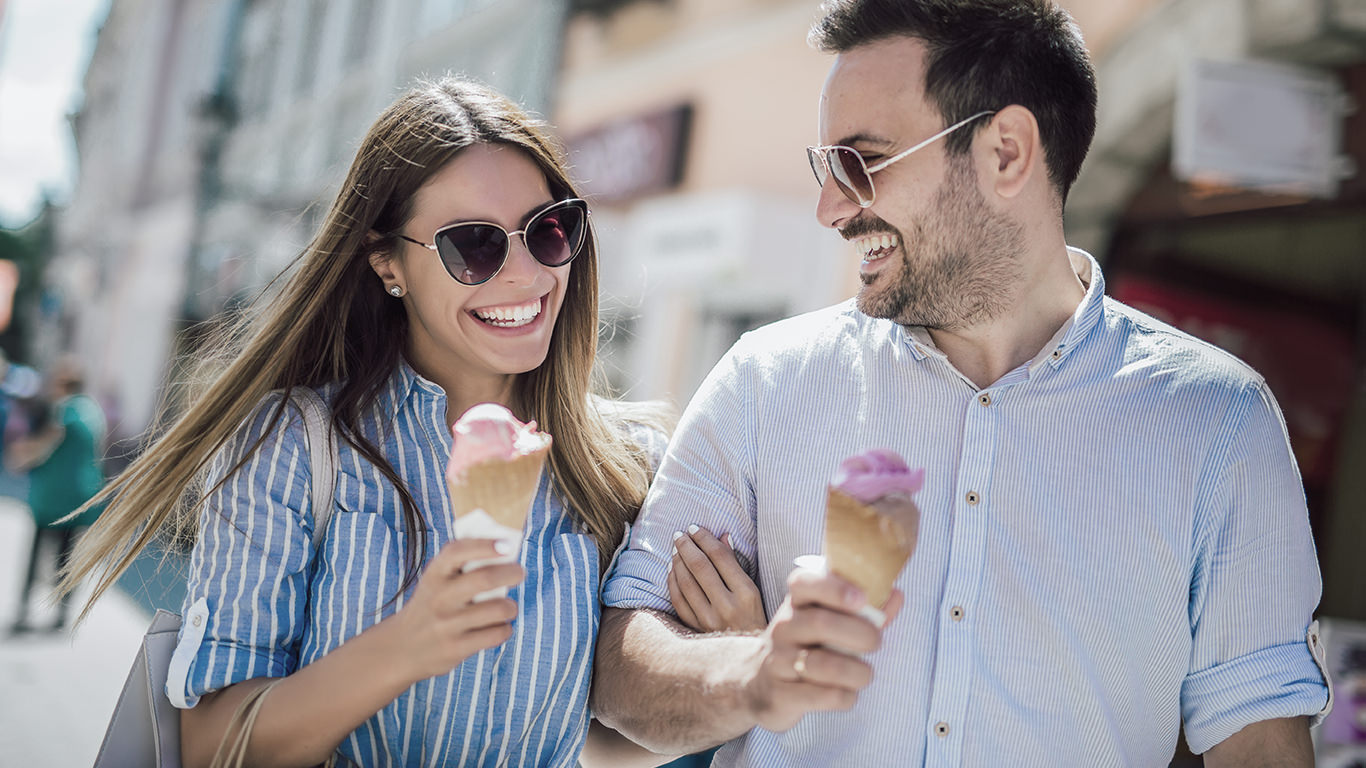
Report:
345,0,376,65
294,0,327,96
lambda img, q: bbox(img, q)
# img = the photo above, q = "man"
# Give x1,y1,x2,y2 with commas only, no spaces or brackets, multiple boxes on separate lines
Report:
593,1,1330,766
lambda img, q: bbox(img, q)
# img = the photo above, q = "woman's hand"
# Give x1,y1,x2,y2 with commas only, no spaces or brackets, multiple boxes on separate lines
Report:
668,526,766,633
391,538,526,682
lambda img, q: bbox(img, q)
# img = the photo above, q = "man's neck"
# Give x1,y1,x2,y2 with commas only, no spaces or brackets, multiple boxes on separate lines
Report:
925,244,1085,390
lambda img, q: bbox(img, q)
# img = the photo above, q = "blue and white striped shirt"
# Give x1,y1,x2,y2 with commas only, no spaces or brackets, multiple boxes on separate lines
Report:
169,362,600,767
604,249,1330,767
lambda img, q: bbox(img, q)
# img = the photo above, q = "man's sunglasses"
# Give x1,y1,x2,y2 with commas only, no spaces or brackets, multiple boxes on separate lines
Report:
806,111,995,208
397,198,589,286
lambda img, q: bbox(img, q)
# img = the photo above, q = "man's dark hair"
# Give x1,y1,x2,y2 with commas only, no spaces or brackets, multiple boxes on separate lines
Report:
810,0,1098,204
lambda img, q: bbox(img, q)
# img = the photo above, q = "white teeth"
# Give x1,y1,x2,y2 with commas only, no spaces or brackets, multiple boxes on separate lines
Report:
852,233,900,261
473,298,541,328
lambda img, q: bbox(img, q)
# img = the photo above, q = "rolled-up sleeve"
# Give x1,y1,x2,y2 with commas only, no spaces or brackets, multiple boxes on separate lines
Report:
167,395,318,708
602,342,759,612
1182,381,1331,752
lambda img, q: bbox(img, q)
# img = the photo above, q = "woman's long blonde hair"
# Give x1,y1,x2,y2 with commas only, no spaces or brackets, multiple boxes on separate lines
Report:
61,77,666,622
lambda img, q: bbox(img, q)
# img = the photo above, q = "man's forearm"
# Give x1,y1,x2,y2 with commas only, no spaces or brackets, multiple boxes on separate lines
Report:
1203,716,1313,768
592,607,764,754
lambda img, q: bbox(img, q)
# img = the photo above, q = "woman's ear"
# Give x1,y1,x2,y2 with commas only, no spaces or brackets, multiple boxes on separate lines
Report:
367,232,402,285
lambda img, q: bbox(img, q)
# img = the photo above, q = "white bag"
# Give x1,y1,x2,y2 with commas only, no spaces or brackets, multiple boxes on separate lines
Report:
92,388,338,768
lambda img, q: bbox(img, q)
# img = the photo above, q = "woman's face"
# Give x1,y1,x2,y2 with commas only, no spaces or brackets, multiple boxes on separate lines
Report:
373,143,573,397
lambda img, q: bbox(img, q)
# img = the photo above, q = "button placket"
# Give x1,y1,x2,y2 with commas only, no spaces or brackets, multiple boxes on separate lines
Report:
927,380,998,765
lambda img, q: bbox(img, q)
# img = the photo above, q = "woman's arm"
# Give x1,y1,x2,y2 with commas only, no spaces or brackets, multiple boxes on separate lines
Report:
180,539,525,768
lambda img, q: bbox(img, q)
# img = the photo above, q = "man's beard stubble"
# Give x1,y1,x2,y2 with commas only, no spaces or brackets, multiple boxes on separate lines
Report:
854,156,1024,331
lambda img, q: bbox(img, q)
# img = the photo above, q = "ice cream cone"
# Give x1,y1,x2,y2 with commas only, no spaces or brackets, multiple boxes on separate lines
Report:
446,443,550,530
823,487,919,609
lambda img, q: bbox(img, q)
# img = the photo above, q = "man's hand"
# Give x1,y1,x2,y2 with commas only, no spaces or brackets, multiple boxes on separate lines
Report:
743,567,902,732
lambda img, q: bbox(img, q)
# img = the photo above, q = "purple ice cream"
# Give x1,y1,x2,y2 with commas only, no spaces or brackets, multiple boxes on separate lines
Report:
830,449,925,505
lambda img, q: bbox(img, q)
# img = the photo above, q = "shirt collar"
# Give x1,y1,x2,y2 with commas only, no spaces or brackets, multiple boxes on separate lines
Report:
377,357,446,422
897,247,1106,372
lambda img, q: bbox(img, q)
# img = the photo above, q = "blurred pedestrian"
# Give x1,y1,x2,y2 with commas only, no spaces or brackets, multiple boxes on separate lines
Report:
57,76,757,767
7,356,106,633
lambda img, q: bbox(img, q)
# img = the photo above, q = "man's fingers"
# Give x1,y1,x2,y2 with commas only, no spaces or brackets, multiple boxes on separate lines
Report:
774,645,873,691
689,527,752,594
775,605,883,656
882,589,905,625
757,678,861,732
786,568,867,614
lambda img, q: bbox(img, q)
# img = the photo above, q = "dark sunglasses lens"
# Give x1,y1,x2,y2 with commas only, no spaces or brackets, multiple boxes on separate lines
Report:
830,147,873,205
436,224,508,285
527,204,586,267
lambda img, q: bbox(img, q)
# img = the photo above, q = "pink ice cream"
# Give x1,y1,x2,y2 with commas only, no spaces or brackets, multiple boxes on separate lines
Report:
447,403,551,483
830,449,925,504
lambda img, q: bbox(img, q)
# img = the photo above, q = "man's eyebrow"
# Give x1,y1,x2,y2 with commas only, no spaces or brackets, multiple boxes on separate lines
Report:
832,133,896,150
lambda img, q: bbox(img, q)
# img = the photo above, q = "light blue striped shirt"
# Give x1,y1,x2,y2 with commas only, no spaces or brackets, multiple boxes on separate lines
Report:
604,249,1330,767
170,363,600,767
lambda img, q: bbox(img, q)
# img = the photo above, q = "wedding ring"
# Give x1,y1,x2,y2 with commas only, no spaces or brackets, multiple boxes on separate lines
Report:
793,648,810,680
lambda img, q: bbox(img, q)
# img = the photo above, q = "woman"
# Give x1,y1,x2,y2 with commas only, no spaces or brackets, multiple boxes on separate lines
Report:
60,78,761,768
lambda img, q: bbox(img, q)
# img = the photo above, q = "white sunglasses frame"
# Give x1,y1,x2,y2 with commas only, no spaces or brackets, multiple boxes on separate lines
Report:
808,110,996,208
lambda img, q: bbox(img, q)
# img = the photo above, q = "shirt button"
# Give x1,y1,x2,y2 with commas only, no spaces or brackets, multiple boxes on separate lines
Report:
1051,349,1062,360
977,393,991,407
950,606,965,621
935,721,950,738
192,615,203,627
965,491,980,505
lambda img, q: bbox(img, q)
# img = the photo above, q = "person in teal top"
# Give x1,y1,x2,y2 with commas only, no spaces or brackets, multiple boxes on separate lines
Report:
8,357,107,633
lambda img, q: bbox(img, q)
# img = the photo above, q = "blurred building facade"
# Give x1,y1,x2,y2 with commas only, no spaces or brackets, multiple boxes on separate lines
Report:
43,0,568,450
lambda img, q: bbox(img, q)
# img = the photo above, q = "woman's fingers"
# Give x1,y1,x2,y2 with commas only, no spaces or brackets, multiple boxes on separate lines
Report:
672,530,728,602
668,565,703,631
689,528,752,595
428,538,512,577
670,550,720,631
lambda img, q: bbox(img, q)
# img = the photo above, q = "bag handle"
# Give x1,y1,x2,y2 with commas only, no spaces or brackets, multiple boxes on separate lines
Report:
290,387,338,550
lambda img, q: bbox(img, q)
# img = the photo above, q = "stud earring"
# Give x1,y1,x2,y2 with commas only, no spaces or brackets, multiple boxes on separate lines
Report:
389,285,404,297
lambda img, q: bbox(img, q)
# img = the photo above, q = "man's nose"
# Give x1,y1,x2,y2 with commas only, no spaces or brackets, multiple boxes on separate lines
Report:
814,172,861,230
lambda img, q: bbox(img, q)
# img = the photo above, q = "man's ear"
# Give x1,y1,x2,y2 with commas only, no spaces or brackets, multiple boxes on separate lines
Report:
979,105,1040,201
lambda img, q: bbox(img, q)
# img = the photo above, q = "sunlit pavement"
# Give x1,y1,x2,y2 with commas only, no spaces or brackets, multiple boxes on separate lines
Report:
0,495,148,767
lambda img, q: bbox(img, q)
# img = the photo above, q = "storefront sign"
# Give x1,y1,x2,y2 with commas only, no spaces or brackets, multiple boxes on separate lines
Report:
1175,58,1354,198
566,104,692,205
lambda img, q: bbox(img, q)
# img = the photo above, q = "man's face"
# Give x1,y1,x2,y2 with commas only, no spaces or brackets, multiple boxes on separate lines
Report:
815,37,1022,330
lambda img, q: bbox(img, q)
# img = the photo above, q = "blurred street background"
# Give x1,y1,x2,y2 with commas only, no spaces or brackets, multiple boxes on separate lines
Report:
1,0,1365,765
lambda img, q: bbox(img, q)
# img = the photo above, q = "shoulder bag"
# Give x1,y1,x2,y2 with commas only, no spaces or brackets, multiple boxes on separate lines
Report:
91,388,338,768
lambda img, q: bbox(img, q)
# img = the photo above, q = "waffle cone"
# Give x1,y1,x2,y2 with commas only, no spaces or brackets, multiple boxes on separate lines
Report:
823,488,918,608
447,445,550,530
